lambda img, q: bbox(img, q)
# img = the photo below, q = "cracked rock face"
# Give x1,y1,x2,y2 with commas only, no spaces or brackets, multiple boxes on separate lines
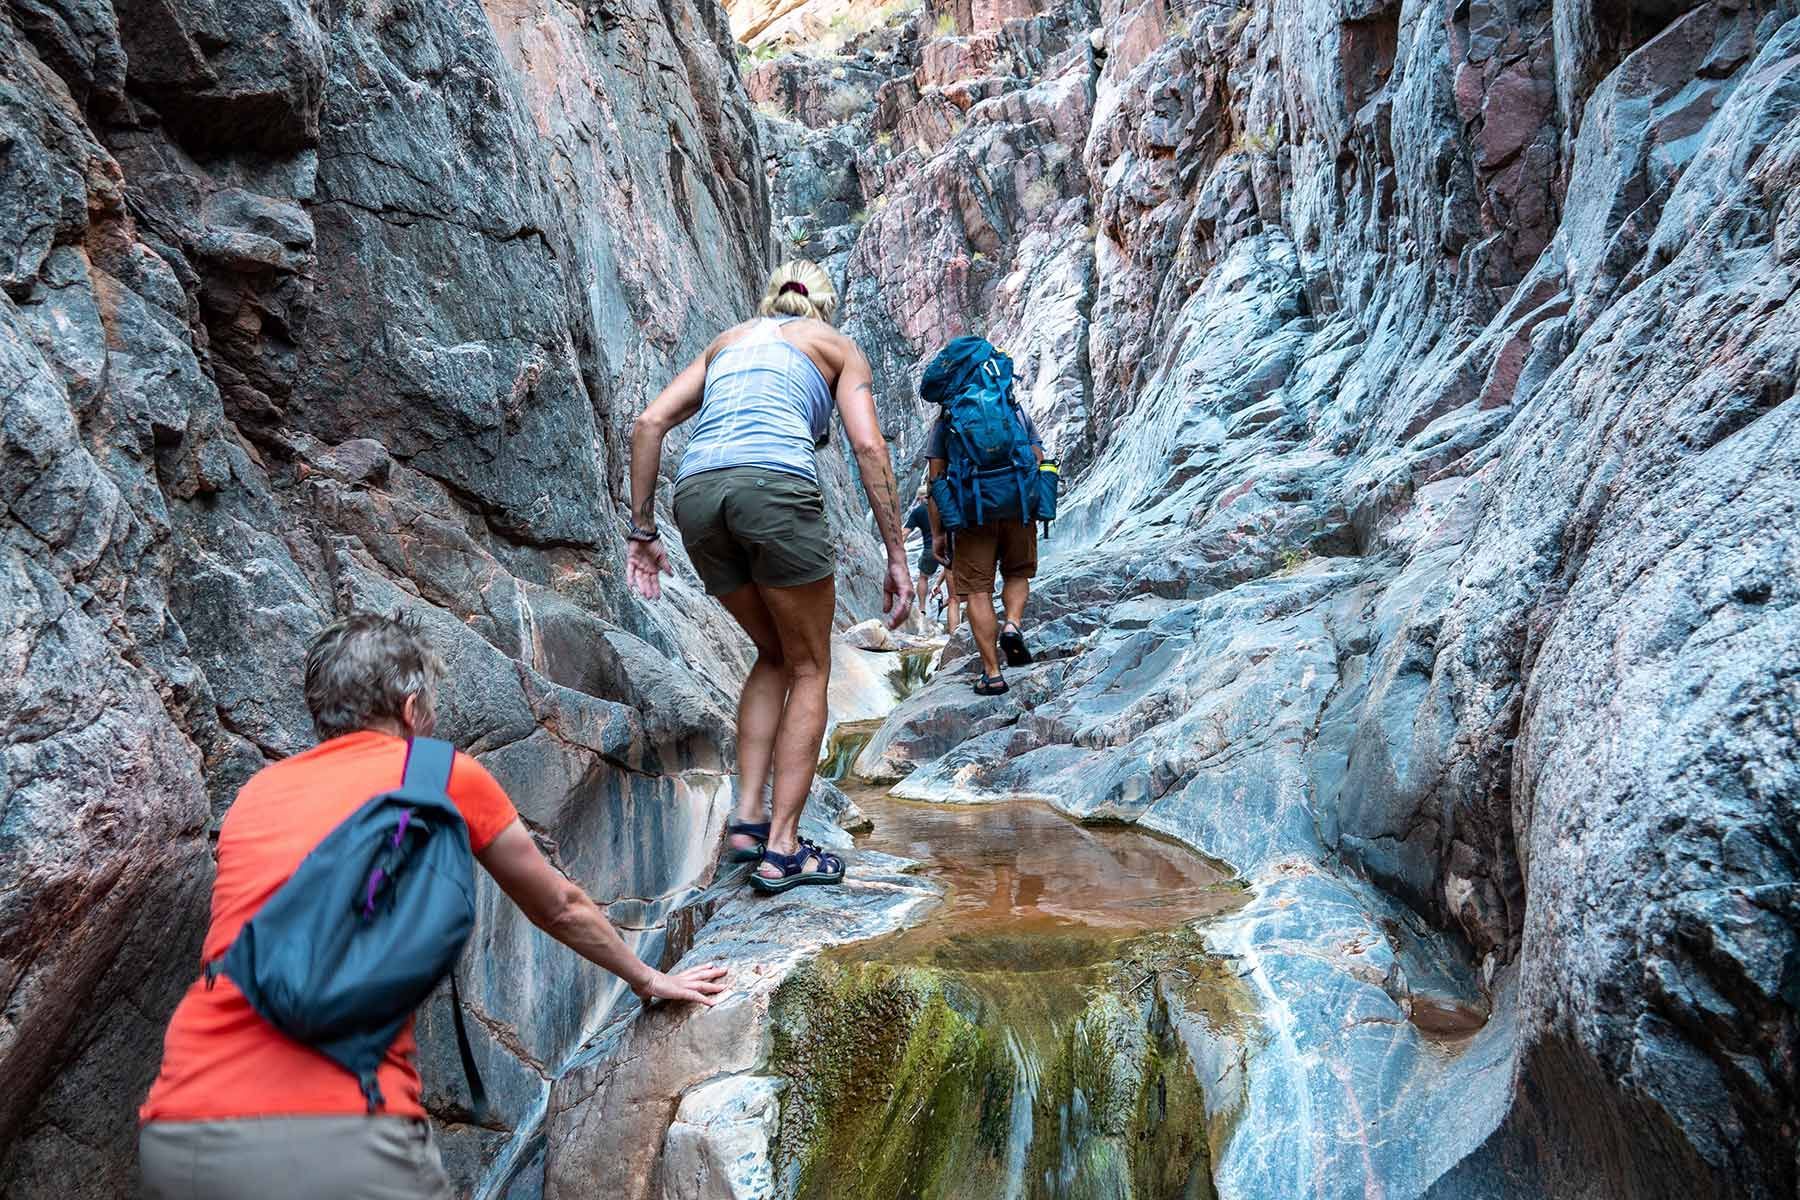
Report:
737,0,1798,1196
0,0,895,1191
4,0,1797,1191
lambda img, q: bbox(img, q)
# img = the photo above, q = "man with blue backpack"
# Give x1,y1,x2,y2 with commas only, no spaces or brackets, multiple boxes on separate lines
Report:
922,337,1059,696
138,612,727,1199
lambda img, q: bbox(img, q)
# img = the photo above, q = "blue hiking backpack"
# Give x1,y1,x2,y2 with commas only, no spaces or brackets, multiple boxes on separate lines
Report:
922,336,1041,531
206,737,487,1117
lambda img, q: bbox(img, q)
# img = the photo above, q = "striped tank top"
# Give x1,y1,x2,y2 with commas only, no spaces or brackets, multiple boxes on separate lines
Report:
674,317,834,485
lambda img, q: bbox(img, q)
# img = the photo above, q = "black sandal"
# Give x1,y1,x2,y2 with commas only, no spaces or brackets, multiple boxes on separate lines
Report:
999,622,1033,667
725,820,770,863
973,673,1009,695
749,839,846,893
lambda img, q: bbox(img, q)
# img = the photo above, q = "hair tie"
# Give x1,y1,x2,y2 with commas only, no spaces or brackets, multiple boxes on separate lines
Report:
777,280,810,298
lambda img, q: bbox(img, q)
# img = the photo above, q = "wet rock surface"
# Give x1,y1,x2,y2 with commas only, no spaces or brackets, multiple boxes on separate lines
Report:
0,0,888,1191
2,0,1796,1190
541,850,941,1200
739,0,1799,1196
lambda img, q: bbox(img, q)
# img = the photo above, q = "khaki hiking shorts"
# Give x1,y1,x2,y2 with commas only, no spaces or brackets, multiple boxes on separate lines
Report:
952,516,1037,596
673,466,835,595
140,1116,452,1200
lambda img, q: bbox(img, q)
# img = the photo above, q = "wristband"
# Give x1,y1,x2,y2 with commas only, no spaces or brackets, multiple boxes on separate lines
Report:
626,521,661,543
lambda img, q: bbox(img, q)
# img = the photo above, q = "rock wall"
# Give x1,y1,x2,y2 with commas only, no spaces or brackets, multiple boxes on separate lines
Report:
738,0,1798,1195
0,0,893,1192
4,0,1796,1190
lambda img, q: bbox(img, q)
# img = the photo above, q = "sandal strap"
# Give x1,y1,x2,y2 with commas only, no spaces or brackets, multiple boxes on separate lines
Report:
757,840,844,877
798,839,844,873
759,846,807,874
727,820,770,838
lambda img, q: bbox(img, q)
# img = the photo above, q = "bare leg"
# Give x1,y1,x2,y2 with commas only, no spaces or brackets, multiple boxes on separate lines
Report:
1001,575,1030,626
716,585,787,853
964,591,1002,679
754,574,837,876
946,581,960,634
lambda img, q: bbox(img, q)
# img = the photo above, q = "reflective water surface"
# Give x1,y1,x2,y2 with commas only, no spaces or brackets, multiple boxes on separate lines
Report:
783,786,1247,1200
848,787,1241,939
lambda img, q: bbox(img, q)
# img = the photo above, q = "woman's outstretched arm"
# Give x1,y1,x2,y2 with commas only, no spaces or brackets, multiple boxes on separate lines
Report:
478,821,728,1005
627,341,715,599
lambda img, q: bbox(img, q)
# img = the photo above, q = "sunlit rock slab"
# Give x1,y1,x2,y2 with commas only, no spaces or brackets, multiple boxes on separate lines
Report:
1181,864,1513,1200
662,1074,787,1200
542,853,940,1200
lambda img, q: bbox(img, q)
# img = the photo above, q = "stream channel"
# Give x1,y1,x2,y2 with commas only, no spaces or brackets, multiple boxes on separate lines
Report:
770,715,1252,1200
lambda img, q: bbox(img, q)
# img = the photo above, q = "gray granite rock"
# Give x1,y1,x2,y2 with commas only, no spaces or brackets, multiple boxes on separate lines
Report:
4,0,1798,1191
0,0,841,1189
742,1,1799,1196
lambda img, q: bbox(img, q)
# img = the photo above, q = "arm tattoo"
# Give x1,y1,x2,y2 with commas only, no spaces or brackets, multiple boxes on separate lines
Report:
856,448,906,560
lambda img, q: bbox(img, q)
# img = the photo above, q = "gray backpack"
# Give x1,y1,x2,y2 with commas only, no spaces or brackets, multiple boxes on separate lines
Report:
206,737,487,1117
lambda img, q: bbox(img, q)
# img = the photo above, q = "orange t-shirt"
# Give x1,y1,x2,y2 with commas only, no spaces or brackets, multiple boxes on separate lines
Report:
140,731,519,1123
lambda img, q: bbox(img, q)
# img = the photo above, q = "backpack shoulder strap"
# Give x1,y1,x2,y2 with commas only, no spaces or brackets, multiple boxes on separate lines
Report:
401,736,455,800
404,736,485,1118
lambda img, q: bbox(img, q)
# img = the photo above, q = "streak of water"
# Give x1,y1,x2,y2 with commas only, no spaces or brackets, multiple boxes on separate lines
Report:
1001,1027,1041,1200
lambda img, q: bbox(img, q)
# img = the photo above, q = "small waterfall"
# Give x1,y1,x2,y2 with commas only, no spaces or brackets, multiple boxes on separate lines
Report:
890,647,937,699
999,1028,1042,1200
819,720,880,781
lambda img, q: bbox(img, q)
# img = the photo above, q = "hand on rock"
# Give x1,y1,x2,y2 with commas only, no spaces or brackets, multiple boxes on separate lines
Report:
627,538,671,600
635,964,730,1006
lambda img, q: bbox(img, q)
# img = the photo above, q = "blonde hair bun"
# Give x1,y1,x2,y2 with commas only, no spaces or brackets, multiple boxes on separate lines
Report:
759,259,838,324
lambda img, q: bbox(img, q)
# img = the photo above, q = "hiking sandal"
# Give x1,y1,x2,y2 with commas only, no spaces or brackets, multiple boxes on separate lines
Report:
749,840,846,894
725,820,770,863
973,673,1010,696
999,621,1033,667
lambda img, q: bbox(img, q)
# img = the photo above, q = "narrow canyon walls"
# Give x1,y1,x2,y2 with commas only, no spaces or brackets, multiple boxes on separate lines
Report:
0,0,882,1190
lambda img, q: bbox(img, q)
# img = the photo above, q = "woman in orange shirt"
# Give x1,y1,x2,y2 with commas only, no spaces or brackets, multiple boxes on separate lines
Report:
139,613,727,1199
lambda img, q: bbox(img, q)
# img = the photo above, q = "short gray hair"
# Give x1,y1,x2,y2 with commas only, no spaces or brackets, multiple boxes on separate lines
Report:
303,612,444,740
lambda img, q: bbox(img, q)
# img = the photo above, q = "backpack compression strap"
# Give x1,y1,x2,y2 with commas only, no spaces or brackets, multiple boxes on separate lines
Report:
398,736,490,1123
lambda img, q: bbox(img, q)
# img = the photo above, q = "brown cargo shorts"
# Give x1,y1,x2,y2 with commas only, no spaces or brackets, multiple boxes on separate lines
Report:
672,466,835,595
952,516,1037,596
140,1116,452,1199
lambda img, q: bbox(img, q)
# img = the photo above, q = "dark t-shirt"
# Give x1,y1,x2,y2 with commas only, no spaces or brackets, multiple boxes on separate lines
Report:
906,501,938,573
925,407,1042,460
906,500,932,535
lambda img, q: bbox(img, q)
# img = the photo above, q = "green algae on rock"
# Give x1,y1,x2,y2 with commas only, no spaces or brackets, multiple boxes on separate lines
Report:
769,934,1228,1200
771,960,1015,1200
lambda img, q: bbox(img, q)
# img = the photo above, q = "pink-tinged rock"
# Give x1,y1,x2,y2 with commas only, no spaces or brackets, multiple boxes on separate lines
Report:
967,0,1044,34
919,36,981,87
1454,59,1484,125
895,91,966,154
934,0,1052,37
873,75,920,132
1477,57,1552,168
1101,0,1170,85
968,68,1092,148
